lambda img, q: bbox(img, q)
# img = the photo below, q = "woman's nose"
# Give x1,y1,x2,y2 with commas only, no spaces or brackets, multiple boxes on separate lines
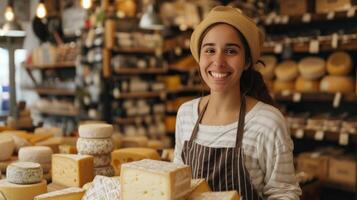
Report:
213,51,226,66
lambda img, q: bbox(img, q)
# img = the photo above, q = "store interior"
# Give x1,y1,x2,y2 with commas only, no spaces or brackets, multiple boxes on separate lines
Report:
0,0,356,199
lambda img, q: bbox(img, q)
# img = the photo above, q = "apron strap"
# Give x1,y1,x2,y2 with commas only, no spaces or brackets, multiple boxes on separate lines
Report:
189,98,209,142
236,95,246,148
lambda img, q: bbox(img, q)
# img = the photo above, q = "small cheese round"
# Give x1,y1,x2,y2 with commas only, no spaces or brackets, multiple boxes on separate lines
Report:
320,75,355,94
327,51,352,76
273,80,295,92
78,124,113,139
93,154,111,167
295,76,320,93
18,146,53,164
0,136,15,161
77,138,113,155
0,179,47,200
255,55,277,80
275,60,299,81
94,165,115,177
6,162,43,184
298,57,326,80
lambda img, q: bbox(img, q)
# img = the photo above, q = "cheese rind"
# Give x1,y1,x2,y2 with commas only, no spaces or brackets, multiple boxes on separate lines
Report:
188,191,239,200
120,159,191,200
327,51,352,76
94,165,115,177
275,60,299,81
6,162,43,184
82,175,120,200
78,124,113,139
52,154,94,187
92,154,111,167
0,136,15,161
188,179,211,197
18,146,53,164
320,75,355,93
34,187,85,200
295,76,320,93
0,133,30,153
298,57,326,80
76,138,113,155
0,179,47,200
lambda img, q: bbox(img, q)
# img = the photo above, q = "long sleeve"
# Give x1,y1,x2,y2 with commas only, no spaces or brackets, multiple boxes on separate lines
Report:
173,107,184,165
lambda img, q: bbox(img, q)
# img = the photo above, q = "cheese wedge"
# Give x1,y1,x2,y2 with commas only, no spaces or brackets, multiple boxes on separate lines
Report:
188,179,211,197
82,175,120,200
34,187,85,200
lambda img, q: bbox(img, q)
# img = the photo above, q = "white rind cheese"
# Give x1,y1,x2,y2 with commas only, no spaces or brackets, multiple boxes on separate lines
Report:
77,138,113,155
0,136,15,161
94,165,115,177
34,187,85,199
0,179,47,200
121,159,191,200
188,191,239,200
18,146,53,164
93,154,111,167
78,124,113,139
6,162,43,184
82,175,120,200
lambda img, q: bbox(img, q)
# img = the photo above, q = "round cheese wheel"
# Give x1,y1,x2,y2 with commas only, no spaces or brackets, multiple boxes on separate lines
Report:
6,162,43,184
77,138,113,155
0,179,46,200
18,146,53,164
94,165,115,177
79,124,113,139
0,136,15,161
320,75,355,93
295,76,320,93
255,55,277,80
92,154,111,167
298,57,326,80
273,80,295,92
327,51,352,76
0,133,30,153
275,60,299,81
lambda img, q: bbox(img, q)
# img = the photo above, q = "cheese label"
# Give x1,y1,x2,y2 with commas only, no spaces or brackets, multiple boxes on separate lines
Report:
295,129,304,139
327,12,335,20
339,133,349,146
333,92,342,108
314,131,324,141
309,40,319,54
302,13,311,23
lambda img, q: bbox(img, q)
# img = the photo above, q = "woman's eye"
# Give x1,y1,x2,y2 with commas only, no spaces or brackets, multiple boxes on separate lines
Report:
225,49,237,55
204,48,215,54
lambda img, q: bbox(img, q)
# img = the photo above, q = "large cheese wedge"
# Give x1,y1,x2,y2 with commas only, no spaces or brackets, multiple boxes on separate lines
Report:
327,51,352,76
0,179,47,200
121,136,149,148
34,127,61,138
120,159,191,200
274,60,299,81
78,124,113,139
255,55,277,80
82,175,120,200
295,76,320,93
298,57,326,80
320,76,355,94
188,191,239,200
6,162,43,184
0,135,14,161
19,146,53,164
273,80,295,92
76,138,113,155
94,165,115,177
34,187,85,200
52,154,94,187
47,183,67,192
188,179,211,197
35,137,64,153
112,147,161,175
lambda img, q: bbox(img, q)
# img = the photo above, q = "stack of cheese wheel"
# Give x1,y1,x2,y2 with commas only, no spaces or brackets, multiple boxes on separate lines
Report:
256,55,277,91
321,51,354,93
18,146,53,182
273,60,298,92
77,123,115,177
0,162,46,200
296,57,325,93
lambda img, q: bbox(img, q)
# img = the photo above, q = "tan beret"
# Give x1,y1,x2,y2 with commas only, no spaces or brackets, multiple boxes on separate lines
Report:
190,6,264,65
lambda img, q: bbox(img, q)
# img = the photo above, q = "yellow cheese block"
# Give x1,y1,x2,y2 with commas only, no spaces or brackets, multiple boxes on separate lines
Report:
34,187,85,200
188,191,239,200
188,179,211,197
256,55,277,80
320,75,355,94
121,136,148,148
275,60,299,81
327,51,352,75
52,154,94,187
295,76,320,93
112,147,160,175
121,159,191,200
0,179,47,200
298,57,326,80
273,80,295,92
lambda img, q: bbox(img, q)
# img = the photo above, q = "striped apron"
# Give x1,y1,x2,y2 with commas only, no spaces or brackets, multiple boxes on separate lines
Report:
181,95,262,200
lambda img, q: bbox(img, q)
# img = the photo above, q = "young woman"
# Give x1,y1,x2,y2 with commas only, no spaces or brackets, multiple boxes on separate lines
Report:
173,6,301,200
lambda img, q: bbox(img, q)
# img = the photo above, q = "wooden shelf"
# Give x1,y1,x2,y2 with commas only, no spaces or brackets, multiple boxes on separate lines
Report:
35,108,78,117
115,114,164,124
24,62,76,70
291,128,357,144
114,67,167,75
115,91,165,99
272,92,357,103
23,87,75,96
322,181,356,193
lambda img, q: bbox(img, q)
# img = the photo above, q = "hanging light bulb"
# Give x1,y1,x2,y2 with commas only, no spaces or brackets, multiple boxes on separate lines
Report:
36,0,47,19
1,1,25,37
82,0,92,10
4,4,15,22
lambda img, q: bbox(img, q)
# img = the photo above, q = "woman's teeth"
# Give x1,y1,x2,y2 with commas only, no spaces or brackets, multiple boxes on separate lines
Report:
210,71,230,78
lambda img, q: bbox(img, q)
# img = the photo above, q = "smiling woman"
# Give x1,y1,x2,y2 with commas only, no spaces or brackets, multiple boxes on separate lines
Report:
173,6,302,200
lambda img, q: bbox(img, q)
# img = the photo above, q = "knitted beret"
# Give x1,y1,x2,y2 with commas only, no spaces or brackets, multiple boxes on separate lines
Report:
190,6,264,65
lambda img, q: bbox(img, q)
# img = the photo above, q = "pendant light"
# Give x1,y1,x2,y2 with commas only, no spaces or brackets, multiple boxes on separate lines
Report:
0,0,25,37
139,1,164,30
36,0,47,19
81,0,92,10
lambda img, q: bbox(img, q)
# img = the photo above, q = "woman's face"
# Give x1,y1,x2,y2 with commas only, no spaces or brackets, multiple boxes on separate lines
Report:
199,23,246,93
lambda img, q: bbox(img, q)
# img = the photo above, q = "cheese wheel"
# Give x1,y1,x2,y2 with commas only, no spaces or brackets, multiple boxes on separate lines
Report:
6,162,43,184
0,179,47,200
0,136,15,161
295,77,320,93
88,154,111,167
273,80,295,92
275,60,299,81
255,55,277,80
78,124,113,139
0,133,30,153
298,57,326,80
320,75,355,93
77,138,113,155
18,146,53,164
94,165,115,177
327,51,352,75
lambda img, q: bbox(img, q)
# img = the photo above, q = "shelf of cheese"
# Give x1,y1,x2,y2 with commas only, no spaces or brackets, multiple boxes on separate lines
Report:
23,62,76,70
272,92,357,103
115,114,165,124
115,91,166,99
114,67,168,75
23,87,75,96
291,128,357,144
34,108,79,117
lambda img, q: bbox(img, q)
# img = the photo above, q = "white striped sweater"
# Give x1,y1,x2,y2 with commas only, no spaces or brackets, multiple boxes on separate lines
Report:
173,98,302,200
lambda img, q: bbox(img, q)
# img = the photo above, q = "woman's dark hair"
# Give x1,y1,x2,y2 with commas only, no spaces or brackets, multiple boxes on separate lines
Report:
198,23,276,107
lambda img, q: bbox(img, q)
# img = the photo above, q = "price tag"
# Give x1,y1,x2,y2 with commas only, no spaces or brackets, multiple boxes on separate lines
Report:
295,129,304,139
273,15,282,24
327,11,335,20
331,33,339,49
293,93,302,102
314,131,324,141
302,13,311,23
333,92,342,108
281,15,289,24
174,47,182,56
281,90,291,96
274,43,283,54
309,40,320,54
347,7,356,18
113,88,120,98
339,133,349,146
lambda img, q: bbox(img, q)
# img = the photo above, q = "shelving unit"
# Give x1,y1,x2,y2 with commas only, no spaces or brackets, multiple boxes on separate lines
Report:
23,87,75,96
